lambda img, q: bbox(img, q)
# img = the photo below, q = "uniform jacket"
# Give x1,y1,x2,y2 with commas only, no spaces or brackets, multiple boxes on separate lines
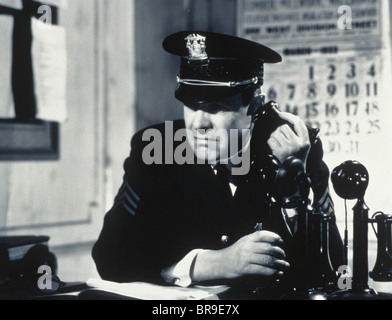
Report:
92,120,344,292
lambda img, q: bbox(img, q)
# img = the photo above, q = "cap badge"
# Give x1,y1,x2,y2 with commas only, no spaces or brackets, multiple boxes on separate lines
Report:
185,34,208,60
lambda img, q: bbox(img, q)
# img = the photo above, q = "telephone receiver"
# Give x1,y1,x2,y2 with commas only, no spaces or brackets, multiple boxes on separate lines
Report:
249,96,320,156
248,96,320,180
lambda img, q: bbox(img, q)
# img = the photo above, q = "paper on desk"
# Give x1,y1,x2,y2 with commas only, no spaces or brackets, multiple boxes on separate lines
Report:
86,278,229,300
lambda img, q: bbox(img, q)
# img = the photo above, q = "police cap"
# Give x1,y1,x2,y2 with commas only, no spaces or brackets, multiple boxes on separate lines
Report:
163,31,282,104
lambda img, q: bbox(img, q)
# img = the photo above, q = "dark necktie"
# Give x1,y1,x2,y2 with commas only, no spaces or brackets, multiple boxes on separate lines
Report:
215,164,233,204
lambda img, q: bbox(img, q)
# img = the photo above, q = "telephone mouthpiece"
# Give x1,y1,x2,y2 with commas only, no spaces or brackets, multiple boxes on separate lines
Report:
331,160,369,200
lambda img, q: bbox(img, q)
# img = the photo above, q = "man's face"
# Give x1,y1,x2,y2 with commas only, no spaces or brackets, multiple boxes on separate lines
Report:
184,92,253,164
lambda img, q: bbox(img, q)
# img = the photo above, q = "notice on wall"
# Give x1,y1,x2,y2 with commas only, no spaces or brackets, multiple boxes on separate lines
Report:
238,0,383,49
238,0,392,213
32,17,68,122
0,0,22,10
0,15,15,118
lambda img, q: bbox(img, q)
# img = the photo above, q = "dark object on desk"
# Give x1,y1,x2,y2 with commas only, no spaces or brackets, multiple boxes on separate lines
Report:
0,236,49,262
0,235,57,299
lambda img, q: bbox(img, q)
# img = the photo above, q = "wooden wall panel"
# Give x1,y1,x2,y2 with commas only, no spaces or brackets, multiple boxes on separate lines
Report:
1,0,103,247
134,0,188,131
0,165,11,227
101,0,137,201
0,0,136,281
0,0,137,246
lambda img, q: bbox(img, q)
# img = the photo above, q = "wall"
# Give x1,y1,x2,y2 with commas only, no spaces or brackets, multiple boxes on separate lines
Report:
0,0,136,282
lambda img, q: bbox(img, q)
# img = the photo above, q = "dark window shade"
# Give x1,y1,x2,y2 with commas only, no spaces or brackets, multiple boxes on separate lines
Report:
0,120,59,161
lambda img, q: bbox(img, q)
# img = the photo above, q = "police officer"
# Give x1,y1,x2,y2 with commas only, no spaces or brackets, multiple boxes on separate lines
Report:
92,31,344,298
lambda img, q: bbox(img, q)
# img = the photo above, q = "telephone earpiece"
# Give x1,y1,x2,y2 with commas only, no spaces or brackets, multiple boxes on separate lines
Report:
248,94,266,121
248,98,320,185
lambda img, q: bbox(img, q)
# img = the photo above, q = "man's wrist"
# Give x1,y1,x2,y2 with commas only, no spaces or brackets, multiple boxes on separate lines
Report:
192,248,233,282
161,249,203,287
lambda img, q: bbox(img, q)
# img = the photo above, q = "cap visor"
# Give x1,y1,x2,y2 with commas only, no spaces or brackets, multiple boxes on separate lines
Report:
175,83,247,105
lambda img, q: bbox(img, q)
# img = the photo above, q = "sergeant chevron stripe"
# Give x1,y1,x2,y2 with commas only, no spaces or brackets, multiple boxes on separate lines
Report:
318,188,334,216
114,181,140,216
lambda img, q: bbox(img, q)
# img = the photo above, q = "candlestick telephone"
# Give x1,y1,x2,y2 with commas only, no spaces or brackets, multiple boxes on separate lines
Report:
247,96,338,299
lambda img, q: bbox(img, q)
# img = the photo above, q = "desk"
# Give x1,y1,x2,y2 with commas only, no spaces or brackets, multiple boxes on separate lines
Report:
2,274,391,300
20,282,392,301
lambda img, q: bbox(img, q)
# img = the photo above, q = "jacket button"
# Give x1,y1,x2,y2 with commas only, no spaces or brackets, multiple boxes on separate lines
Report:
221,235,229,244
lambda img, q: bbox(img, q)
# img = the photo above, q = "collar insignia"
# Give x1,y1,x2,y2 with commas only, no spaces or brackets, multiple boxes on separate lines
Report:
185,34,208,60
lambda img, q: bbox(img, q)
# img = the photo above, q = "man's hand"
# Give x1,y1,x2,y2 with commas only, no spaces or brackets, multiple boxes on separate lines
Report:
192,231,290,282
220,231,290,279
267,112,310,166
